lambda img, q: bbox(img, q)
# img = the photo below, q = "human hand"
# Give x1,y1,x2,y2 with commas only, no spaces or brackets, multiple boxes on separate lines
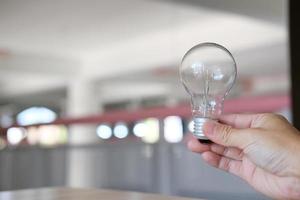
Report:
186,113,300,200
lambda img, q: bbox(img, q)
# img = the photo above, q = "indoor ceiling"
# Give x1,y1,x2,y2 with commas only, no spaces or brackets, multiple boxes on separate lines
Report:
0,0,289,110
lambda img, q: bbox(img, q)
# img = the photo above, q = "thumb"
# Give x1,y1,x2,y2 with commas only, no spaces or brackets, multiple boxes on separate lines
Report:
203,121,250,148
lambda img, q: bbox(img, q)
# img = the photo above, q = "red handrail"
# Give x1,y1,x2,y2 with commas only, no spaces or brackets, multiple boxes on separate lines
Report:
0,94,290,132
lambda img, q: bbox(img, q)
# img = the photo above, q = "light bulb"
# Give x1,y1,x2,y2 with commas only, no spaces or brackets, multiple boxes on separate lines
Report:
180,43,237,143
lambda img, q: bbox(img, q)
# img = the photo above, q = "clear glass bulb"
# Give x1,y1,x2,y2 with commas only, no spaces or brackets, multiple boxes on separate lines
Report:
180,43,237,142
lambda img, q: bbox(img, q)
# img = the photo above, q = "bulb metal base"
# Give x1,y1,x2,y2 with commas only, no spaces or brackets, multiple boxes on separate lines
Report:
193,117,215,143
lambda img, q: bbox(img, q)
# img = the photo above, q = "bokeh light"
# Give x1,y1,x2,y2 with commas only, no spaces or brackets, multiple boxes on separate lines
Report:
97,124,112,139
164,116,183,143
39,125,68,147
27,125,68,146
7,127,27,145
17,107,57,126
113,122,128,139
140,118,160,144
133,122,147,137
27,127,40,145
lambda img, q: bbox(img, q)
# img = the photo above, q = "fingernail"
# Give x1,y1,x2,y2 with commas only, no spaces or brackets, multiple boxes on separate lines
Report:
203,121,216,136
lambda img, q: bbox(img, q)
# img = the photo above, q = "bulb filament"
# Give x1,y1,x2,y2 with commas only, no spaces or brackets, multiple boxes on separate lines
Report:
203,68,210,118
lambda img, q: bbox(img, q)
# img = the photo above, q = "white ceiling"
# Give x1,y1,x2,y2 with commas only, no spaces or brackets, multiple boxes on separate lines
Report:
0,0,289,106
0,0,218,59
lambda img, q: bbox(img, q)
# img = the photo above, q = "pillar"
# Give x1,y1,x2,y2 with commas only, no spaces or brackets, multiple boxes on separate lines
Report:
66,79,101,187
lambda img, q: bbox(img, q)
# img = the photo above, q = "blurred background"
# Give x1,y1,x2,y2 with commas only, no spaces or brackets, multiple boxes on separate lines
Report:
0,0,290,200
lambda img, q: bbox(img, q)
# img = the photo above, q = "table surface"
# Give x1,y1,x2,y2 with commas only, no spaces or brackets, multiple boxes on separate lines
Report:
0,188,204,200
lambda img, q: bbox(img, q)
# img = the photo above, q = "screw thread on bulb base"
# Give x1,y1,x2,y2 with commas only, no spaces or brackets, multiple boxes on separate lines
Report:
193,117,214,144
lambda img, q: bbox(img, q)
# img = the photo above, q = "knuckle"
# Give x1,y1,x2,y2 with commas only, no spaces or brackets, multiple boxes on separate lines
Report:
261,113,288,124
217,125,233,144
222,147,229,156
219,157,230,171
237,150,244,159
259,113,274,121
273,113,288,122
254,113,278,125
261,113,285,121
253,113,289,129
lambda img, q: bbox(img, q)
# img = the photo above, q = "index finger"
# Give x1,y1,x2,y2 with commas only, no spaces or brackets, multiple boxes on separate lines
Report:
219,113,260,129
